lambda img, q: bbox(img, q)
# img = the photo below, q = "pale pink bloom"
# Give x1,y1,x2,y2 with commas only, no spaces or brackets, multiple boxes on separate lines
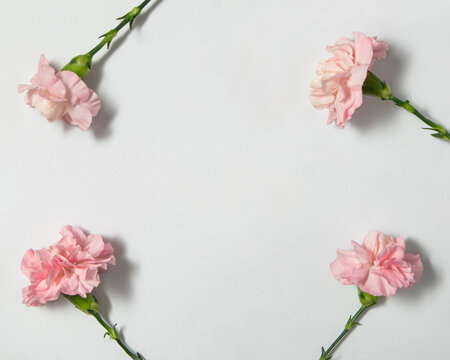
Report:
309,32,388,127
21,226,115,307
330,231,423,297
18,55,100,130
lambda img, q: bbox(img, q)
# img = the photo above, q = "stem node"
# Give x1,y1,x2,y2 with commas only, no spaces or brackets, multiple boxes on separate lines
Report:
86,0,153,59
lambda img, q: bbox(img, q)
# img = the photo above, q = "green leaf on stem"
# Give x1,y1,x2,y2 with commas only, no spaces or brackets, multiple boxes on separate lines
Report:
117,7,141,29
99,29,118,49
431,133,444,138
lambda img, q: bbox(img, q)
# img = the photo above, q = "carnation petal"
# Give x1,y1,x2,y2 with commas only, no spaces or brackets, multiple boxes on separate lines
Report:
63,106,93,131
17,84,35,93
353,32,374,65
36,63,66,100
56,71,91,105
19,55,100,129
370,38,389,64
84,234,105,257
372,265,411,289
376,242,405,265
362,231,382,255
359,269,398,297
331,231,423,297
309,94,335,109
38,54,50,67
394,236,406,251
330,249,360,284
310,32,388,126
348,65,369,87
403,254,423,286
84,90,101,117
351,241,371,263
21,249,37,278
330,258,353,285
21,226,115,306
61,225,88,246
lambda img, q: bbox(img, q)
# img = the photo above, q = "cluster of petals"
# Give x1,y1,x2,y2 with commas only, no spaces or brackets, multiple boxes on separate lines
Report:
330,231,423,297
309,32,388,127
21,226,115,307
18,55,100,130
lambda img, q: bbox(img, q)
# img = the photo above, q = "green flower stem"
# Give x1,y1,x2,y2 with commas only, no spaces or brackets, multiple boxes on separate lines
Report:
63,293,144,360
362,70,450,141
91,311,144,360
87,0,154,58
319,305,369,360
318,289,378,360
388,95,450,140
61,0,154,79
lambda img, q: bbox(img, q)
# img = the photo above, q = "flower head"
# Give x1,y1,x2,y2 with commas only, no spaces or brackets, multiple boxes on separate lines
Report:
18,55,101,130
21,226,115,306
309,32,388,127
330,231,423,297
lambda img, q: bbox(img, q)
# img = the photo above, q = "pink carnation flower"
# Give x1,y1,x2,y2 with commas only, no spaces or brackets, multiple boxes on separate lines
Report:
21,226,115,307
330,231,423,297
309,32,388,127
18,55,101,131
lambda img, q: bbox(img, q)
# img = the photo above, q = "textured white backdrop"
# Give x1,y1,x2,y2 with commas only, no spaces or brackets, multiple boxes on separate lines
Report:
1,0,449,359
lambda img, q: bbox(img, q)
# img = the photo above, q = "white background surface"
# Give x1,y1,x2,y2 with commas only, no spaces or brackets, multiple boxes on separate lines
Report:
1,0,449,359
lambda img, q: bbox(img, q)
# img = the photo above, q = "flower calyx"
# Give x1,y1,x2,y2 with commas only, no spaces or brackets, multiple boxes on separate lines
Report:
63,293,100,315
61,54,93,79
357,288,379,307
362,71,392,100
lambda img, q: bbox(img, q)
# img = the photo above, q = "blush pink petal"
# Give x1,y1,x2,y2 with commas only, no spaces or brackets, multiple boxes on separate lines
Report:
359,269,398,297
18,54,100,130
354,32,374,66
57,71,91,105
34,55,67,101
58,71,101,114
330,249,359,285
309,32,388,127
362,230,389,257
21,226,115,306
84,234,107,258
60,225,87,244
403,254,423,286
21,247,62,306
17,84,35,93
57,71,101,130
330,249,371,285
62,106,94,131
351,241,371,263
330,231,423,297
377,242,404,265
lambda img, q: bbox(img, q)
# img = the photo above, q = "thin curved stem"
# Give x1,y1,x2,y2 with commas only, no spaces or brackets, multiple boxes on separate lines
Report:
388,95,450,140
363,70,450,141
63,294,143,359
92,311,143,360
87,0,154,58
319,305,368,360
